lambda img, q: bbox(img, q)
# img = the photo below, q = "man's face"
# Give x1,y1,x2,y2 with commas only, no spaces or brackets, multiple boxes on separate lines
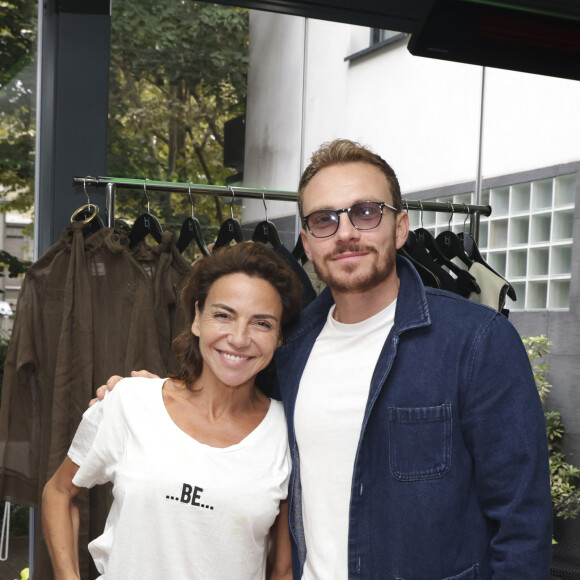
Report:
300,162,409,295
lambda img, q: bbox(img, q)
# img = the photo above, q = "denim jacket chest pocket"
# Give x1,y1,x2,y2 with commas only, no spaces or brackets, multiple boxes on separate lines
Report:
387,403,452,481
394,562,480,580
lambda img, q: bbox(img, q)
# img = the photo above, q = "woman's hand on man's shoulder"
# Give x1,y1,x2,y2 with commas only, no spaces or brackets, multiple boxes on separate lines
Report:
88,370,160,407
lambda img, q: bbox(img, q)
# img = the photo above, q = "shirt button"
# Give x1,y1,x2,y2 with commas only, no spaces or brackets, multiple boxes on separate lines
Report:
359,482,364,496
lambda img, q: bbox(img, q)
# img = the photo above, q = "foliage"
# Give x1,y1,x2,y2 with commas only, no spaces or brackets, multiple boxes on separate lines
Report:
0,250,31,279
1,1,249,262
0,0,37,213
108,0,249,250
0,336,9,412
523,335,580,519
0,501,29,537
524,334,552,403
0,336,10,393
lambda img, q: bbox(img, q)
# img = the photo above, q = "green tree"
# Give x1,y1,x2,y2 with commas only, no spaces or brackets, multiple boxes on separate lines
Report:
1,1,249,254
108,0,249,241
523,334,580,519
0,0,37,214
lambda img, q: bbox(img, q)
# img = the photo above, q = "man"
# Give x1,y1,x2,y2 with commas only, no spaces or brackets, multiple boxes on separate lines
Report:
273,139,551,578
99,139,552,578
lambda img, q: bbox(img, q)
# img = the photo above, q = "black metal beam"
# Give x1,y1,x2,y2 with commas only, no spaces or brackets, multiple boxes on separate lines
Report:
35,1,111,256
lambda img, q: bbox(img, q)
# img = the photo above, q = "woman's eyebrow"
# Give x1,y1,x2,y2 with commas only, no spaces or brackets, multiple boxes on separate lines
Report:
210,303,278,321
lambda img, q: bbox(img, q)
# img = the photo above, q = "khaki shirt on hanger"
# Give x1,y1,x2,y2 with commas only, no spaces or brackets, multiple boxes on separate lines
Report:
0,223,167,580
129,230,192,371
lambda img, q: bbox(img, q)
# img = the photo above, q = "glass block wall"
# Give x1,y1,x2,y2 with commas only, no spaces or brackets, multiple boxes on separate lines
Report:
406,174,576,311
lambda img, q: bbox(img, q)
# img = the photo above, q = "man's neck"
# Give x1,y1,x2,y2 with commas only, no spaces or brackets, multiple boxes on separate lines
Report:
331,277,400,324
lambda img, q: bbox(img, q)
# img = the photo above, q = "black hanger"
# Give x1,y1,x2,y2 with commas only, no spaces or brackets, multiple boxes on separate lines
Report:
403,229,467,293
456,206,481,264
129,179,163,249
398,242,442,290
71,179,104,236
413,204,480,297
415,227,457,273
214,186,245,249
252,193,281,248
291,236,308,265
435,205,473,268
176,183,210,256
399,204,445,290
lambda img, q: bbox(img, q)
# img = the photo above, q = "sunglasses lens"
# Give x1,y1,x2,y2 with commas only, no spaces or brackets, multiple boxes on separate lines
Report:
350,202,383,229
308,211,339,237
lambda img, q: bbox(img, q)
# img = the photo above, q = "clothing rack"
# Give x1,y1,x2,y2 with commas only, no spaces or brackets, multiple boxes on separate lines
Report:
73,176,492,237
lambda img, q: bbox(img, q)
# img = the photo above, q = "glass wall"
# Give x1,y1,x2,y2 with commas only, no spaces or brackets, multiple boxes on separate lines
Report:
0,0,36,325
0,2,37,573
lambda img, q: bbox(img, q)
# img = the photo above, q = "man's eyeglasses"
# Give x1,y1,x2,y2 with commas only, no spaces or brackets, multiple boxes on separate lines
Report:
302,200,398,238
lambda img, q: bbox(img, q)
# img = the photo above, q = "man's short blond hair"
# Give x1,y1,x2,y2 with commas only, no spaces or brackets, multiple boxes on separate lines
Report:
297,139,402,218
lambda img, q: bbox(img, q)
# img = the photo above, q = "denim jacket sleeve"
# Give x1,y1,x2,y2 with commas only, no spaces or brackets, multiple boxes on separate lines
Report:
459,311,552,577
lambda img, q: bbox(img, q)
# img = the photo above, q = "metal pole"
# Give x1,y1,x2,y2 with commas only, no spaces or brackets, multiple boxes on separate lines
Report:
472,66,487,242
74,176,492,217
475,66,486,207
105,182,116,228
74,176,299,203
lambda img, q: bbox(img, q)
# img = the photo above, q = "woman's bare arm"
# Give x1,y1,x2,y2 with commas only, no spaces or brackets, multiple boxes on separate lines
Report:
42,456,85,580
268,499,292,580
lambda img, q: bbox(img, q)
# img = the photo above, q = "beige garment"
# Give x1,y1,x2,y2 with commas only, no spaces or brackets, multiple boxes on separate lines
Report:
467,261,510,311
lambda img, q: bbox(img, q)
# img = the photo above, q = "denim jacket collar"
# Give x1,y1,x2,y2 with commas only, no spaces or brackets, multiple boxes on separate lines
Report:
284,255,431,348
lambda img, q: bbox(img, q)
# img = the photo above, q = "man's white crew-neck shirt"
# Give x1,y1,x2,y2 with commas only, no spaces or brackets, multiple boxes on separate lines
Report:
295,300,396,579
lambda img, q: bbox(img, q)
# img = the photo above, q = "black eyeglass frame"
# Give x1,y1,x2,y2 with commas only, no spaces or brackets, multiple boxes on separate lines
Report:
301,200,399,238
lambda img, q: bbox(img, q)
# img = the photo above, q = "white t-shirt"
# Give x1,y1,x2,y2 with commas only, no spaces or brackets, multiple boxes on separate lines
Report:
69,377,290,579
294,301,396,579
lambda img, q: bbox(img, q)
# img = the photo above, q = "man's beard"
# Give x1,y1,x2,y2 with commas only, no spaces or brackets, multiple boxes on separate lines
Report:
313,242,396,293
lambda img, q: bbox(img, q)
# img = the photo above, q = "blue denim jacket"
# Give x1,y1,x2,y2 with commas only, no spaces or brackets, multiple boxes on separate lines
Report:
274,256,552,579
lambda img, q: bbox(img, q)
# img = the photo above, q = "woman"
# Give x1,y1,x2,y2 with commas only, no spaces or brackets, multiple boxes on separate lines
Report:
42,242,303,580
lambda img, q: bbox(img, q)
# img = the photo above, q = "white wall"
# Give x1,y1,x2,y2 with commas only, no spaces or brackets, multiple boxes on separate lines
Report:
482,68,580,179
243,12,306,224
243,12,580,205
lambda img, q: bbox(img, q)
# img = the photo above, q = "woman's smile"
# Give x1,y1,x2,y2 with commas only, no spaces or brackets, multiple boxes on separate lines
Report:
217,349,254,363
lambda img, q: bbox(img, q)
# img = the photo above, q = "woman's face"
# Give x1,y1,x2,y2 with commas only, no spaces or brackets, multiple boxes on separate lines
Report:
192,272,284,391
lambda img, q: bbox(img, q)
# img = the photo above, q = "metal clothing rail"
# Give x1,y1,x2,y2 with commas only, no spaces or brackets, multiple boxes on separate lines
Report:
73,176,492,234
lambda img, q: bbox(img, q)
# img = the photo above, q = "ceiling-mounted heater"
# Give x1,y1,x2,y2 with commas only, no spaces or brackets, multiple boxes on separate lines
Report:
408,0,580,81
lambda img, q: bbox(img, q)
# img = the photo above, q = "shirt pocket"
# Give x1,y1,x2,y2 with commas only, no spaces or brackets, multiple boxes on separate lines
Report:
387,403,452,481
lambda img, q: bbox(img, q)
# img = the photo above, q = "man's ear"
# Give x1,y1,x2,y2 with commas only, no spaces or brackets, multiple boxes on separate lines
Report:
395,211,410,250
191,301,201,337
300,229,313,262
